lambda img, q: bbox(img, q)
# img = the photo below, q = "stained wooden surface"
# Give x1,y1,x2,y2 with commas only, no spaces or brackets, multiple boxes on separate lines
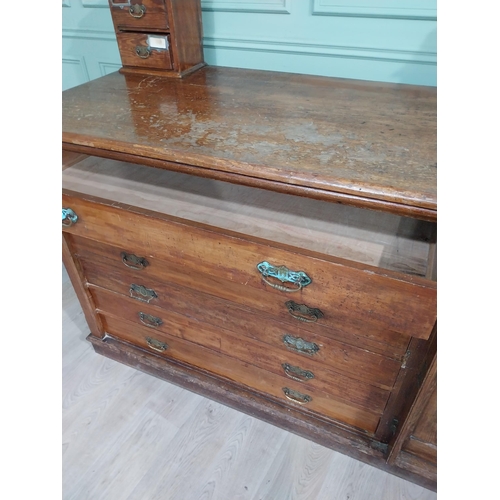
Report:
63,264,436,500
62,67,436,218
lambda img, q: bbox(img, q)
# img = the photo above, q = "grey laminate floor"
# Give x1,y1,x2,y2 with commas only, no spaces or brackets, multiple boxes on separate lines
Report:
62,265,436,500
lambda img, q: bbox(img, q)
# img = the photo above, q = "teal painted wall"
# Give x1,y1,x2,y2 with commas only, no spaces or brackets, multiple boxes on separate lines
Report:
62,0,436,90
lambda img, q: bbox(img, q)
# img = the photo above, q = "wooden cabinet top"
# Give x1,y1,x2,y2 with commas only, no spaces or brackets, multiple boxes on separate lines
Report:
62,67,437,221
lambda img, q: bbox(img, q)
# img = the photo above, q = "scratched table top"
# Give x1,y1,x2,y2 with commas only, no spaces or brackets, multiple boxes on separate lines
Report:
62,66,437,221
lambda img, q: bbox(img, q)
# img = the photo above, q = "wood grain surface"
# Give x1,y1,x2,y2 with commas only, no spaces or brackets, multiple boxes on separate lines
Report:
62,67,436,217
63,264,437,499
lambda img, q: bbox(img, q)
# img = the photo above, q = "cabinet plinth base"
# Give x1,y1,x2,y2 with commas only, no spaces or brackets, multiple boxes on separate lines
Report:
118,62,206,79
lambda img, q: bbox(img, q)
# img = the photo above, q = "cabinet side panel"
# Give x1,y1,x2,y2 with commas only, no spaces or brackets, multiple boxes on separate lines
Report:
412,386,437,446
168,0,204,72
375,325,436,443
387,351,437,488
63,234,104,338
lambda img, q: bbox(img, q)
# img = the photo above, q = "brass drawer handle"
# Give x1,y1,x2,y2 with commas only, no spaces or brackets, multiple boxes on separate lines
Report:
283,387,312,405
130,284,158,303
146,337,168,352
285,301,324,323
139,312,162,328
129,4,146,18
121,252,149,270
136,46,151,59
282,363,314,382
282,334,320,355
256,261,311,292
62,208,78,227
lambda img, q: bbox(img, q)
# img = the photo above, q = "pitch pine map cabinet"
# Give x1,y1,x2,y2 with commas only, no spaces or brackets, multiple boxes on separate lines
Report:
62,1,437,490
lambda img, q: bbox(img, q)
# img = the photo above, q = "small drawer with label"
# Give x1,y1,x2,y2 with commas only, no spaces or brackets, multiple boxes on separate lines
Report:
116,32,173,70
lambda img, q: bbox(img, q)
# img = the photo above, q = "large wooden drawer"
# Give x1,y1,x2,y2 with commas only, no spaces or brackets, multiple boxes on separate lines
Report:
68,234,411,359
98,311,384,434
62,192,436,340
77,248,403,390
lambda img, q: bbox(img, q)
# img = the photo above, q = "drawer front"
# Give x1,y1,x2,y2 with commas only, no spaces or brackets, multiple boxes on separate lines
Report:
99,312,383,434
79,253,402,390
109,0,169,31
62,193,436,340
90,286,391,415
116,32,173,70
69,234,410,359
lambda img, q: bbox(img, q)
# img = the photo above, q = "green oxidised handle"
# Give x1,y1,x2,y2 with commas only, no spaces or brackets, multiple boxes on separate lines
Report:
62,208,78,227
256,261,311,292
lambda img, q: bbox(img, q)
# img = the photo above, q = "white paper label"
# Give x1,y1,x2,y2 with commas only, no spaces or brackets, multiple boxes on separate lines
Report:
148,36,168,50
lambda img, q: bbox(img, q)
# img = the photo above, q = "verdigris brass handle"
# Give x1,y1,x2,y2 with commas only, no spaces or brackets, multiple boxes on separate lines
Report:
139,312,162,328
121,252,149,270
136,46,151,59
130,284,158,303
129,4,146,18
282,363,314,382
285,300,324,323
283,387,312,405
145,337,168,352
282,334,320,355
256,261,311,292
62,208,78,227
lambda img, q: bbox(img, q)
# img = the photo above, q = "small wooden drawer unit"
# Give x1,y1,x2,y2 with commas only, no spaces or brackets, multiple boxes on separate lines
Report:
62,68,437,490
108,0,204,77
